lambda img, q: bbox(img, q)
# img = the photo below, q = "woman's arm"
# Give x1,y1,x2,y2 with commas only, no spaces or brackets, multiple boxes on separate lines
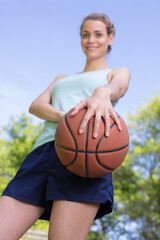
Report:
29,75,67,122
70,67,131,138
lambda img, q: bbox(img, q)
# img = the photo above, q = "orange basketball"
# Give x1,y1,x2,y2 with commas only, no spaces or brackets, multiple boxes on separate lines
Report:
55,108,129,178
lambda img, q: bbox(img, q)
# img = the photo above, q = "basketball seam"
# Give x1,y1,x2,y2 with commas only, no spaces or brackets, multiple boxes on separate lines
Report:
95,115,127,171
85,121,90,178
95,144,129,171
62,114,78,167
95,118,120,153
55,142,129,154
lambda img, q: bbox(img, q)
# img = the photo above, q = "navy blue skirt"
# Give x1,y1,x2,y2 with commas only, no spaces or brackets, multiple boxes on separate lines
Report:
2,141,114,221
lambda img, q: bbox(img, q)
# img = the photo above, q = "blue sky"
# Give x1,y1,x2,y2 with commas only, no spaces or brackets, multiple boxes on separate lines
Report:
0,0,160,133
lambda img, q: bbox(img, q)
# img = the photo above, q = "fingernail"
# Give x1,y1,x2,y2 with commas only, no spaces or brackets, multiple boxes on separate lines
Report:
79,129,84,134
119,127,122,131
106,132,109,137
93,133,97,138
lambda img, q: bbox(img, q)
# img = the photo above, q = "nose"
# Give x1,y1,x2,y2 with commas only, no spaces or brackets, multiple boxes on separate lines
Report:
88,34,95,43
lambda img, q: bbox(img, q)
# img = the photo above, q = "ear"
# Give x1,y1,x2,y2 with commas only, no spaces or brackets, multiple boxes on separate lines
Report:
108,32,114,45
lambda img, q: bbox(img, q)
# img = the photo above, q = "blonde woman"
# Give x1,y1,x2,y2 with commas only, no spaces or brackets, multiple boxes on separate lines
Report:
0,13,130,240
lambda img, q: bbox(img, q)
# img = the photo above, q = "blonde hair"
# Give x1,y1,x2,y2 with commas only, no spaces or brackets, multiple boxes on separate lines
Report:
80,13,115,53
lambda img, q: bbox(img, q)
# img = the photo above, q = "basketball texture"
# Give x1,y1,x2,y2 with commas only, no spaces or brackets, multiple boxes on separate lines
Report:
55,108,129,178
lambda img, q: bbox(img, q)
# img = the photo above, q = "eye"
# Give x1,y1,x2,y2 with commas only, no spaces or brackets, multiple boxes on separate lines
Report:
82,33,89,38
96,33,102,37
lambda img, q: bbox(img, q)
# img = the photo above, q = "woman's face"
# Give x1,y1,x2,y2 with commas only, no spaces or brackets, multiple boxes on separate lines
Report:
81,20,114,60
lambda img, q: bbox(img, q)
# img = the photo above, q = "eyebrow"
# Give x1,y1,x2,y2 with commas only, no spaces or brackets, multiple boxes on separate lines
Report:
82,30,103,32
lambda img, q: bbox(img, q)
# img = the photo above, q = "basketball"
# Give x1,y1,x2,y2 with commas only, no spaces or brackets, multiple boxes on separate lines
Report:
55,108,129,178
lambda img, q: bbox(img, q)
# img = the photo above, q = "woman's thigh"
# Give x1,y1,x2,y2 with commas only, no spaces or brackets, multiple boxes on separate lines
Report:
48,200,100,240
0,196,45,240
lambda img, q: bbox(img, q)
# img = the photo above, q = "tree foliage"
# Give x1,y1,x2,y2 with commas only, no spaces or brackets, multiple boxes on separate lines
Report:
95,94,160,240
0,94,160,239
0,114,49,231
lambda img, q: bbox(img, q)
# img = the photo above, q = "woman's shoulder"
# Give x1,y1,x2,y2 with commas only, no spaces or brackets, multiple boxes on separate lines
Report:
107,67,131,82
54,74,69,83
111,67,130,73
107,67,131,83
50,74,69,87
108,67,130,75
46,74,69,93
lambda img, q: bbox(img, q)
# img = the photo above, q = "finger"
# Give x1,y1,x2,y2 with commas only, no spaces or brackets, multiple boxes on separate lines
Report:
104,115,110,137
70,107,79,116
93,111,101,138
79,110,93,134
70,100,86,116
111,111,122,131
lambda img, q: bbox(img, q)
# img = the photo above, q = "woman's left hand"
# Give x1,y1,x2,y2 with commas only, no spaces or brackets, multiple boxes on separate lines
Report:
70,86,122,138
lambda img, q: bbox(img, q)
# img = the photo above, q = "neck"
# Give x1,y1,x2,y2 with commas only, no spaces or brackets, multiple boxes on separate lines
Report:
82,57,109,72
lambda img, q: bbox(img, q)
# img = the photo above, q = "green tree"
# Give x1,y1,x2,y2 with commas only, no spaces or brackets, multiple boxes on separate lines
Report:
1,94,160,239
124,94,160,239
0,114,49,231
0,114,42,187
95,94,160,240
3,114,42,169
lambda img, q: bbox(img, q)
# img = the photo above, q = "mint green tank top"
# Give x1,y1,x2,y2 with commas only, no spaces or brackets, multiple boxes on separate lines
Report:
33,69,116,150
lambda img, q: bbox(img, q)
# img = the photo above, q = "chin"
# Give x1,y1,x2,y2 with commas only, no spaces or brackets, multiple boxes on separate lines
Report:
84,49,106,59
86,53,106,60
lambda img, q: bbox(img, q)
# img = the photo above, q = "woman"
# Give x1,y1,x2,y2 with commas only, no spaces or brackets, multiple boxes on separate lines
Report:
0,13,130,240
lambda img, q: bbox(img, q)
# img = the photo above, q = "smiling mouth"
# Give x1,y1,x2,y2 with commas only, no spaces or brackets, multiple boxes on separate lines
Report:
86,47,98,50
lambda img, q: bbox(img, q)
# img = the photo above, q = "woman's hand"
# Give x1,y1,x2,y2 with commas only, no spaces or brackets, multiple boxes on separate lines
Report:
70,86,122,138
70,67,130,138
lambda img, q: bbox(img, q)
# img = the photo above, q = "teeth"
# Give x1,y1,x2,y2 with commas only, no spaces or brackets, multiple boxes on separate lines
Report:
87,47,97,49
